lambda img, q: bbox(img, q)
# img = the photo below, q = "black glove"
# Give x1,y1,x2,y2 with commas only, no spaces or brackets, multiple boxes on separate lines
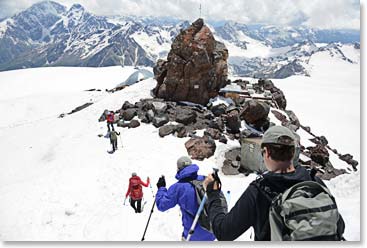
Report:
206,168,222,194
156,176,166,188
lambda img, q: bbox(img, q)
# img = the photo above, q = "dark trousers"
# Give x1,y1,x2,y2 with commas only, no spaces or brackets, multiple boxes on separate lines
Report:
107,122,115,132
130,198,142,213
111,139,117,151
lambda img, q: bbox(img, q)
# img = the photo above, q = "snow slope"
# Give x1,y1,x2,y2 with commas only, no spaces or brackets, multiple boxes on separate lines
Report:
0,57,360,241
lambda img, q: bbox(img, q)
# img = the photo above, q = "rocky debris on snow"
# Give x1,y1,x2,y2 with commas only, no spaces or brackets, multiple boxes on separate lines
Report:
225,106,241,134
152,114,169,128
128,120,140,128
68,102,93,115
222,148,242,175
204,128,222,140
159,124,187,138
153,18,229,105
185,135,216,160
258,79,287,109
307,144,330,166
120,108,137,121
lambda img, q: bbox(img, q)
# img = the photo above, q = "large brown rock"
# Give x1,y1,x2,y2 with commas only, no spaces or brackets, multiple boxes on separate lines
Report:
240,100,270,131
153,18,228,105
185,135,216,160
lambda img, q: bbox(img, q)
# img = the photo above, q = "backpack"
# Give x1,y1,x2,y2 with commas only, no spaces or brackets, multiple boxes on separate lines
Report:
254,173,345,241
178,179,212,233
189,179,213,233
130,177,143,200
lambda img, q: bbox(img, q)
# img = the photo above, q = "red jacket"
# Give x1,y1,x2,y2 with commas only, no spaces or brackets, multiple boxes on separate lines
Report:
107,113,114,123
125,176,150,200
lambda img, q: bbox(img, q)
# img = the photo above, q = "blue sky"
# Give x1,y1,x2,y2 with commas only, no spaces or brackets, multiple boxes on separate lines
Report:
0,0,360,29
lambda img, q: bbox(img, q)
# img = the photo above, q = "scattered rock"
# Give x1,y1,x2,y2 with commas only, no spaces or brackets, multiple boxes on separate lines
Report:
121,109,137,121
176,124,188,138
308,144,329,166
225,108,241,134
175,107,197,125
152,114,169,128
151,101,168,114
185,135,216,160
159,125,176,138
68,102,93,115
122,101,135,110
128,120,140,128
210,104,227,117
204,128,221,140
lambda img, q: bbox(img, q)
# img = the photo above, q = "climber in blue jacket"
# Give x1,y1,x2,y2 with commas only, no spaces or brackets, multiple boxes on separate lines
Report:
155,156,215,241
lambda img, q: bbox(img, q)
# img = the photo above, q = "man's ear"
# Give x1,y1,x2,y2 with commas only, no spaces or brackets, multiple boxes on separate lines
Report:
263,147,270,159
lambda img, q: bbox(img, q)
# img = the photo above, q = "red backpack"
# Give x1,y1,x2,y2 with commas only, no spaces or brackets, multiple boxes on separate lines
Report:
129,177,143,200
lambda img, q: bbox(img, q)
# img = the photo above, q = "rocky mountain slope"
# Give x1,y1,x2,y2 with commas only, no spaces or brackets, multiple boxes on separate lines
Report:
0,1,360,78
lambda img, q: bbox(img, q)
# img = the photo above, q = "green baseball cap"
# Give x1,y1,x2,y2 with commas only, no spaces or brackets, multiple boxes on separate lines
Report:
261,126,296,146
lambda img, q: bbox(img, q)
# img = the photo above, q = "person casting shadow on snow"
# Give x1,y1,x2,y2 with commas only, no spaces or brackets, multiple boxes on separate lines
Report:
106,110,115,132
125,173,150,213
203,126,345,241
155,156,215,241
109,130,120,152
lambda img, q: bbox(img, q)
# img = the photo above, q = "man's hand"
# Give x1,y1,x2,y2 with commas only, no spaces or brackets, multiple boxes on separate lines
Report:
156,176,166,189
203,173,219,193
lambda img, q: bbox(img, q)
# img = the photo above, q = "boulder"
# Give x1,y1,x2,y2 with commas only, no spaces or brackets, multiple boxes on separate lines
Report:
209,117,225,132
159,125,176,137
185,135,216,160
122,101,135,110
122,109,137,121
153,18,228,105
204,128,221,140
151,101,168,114
152,114,169,128
225,109,241,134
240,100,270,124
176,125,188,138
175,108,197,125
129,120,140,128
210,104,227,117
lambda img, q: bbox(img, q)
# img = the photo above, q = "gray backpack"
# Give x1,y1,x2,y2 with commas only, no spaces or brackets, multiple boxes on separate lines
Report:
266,181,344,241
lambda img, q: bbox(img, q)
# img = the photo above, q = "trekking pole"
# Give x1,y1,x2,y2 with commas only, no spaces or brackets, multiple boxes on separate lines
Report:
141,199,156,241
123,197,127,206
149,182,155,198
186,193,207,241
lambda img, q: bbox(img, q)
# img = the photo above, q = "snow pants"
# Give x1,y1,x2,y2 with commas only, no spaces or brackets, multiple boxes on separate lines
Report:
130,198,142,213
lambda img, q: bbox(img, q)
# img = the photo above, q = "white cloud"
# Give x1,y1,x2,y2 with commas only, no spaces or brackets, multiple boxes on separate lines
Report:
0,0,360,29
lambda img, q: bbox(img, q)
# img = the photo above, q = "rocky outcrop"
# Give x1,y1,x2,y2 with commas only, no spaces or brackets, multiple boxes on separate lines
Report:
153,18,228,105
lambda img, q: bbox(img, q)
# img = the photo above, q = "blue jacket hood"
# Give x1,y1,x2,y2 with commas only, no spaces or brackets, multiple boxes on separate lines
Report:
175,164,199,181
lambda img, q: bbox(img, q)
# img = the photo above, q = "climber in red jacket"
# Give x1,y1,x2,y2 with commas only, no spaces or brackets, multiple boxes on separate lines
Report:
106,110,115,132
125,172,150,213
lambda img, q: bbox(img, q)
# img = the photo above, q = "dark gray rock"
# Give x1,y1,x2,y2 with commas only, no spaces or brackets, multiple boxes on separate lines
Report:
152,114,169,128
176,108,197,125
128,120,140,128
122,109,137,121
159,125,176,137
